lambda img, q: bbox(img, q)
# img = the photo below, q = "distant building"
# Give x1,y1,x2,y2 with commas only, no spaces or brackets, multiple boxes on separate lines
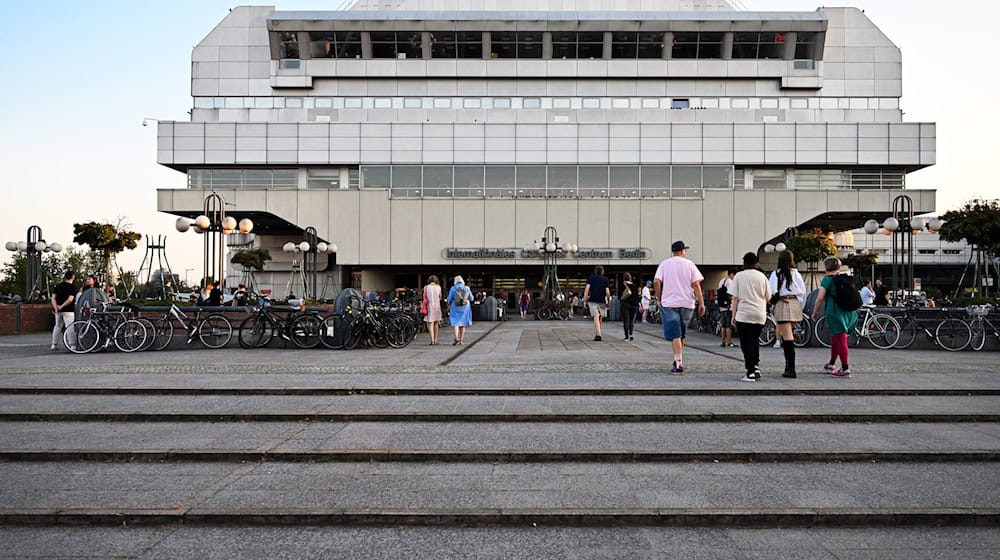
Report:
155,1,937,298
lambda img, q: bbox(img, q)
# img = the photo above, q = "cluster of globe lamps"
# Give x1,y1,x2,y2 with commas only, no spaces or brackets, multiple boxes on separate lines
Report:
174,215,254,236
4,240,72,254
862,216,943,236
282,240,337,255
523,240,578,255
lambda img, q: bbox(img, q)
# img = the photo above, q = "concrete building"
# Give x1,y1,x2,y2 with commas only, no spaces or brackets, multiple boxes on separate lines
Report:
155,0,937,300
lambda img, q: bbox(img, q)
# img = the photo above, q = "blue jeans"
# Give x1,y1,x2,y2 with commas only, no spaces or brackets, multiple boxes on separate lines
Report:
662,307,694,341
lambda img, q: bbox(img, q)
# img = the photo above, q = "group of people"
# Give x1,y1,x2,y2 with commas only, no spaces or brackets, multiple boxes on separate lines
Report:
421,275,474,346
49,271,117,351
580,240,861,382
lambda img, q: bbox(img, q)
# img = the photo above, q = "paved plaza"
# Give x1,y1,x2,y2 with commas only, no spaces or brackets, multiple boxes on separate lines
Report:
0,319,998,558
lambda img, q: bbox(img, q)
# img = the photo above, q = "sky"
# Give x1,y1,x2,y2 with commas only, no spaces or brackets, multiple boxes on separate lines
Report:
1,0,998,279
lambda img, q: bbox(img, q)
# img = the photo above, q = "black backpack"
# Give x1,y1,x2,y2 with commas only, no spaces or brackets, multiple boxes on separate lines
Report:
716,285,731,307
832,274,862,312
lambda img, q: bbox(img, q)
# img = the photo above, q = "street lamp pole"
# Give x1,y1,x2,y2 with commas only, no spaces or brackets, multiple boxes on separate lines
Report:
5,226,66,300
523,226,577,301
175,192,253,290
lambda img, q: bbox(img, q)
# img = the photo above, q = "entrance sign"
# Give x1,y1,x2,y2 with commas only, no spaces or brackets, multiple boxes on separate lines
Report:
443,248,651,260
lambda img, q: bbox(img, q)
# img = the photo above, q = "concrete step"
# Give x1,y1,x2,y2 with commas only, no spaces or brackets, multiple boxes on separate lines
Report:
3,421,997,455
1,462,997,527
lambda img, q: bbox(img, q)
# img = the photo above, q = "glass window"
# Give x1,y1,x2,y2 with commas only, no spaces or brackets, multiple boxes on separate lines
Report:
671,32,699,59
490,30,517,59
701,98,719,109
315,98,332,109
516,165,546,198
422,165,453,197
433,98,452,109
485,165,515,198
671,166,701,198
732,32,759,59
637,32,663,59
702,166,733,189
612,98,629,109
187,169,212,189
194,98,213,109
454,165,485,197
493,97,512,109
429,31,456,58
761,98,779,109
611,31,638,58
516,31,543,59
391,165,422,197
553,97,571,109
610,166,639,198
641,165,670,198
582,97,600,109
457,31,483,59
523,97,541,109
578,166,608,198
286,98,304,109
307,169,341,189
224,97,243,109
374,97,392,108
731,98,749,109
671,98,690,109
759,32,787,59
403,97,421,109
362,166,391,189
344,97,362,109
547,166,577,198
551,31,577,59
696,32,723,59
640,98,659,109
752,169,786,189
463,98,482,109
242,169,272,189
272,169,298,189
794,32,817,60
790,98,808,109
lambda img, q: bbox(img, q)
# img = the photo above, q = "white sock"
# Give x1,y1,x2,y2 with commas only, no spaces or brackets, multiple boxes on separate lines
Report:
673,354,682,366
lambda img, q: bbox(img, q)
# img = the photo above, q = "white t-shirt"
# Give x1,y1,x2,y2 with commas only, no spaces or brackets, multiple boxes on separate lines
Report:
641,286,651,305
768,269,807,305
654,256,704,309
730,269,771,325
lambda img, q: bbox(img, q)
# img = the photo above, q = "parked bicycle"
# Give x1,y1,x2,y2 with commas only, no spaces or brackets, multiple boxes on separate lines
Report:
150,303,233,350
759,314,812,348
64,302,148,354
892,301,971,352
238,297,323,349
967,305,998,352
813,305,900,349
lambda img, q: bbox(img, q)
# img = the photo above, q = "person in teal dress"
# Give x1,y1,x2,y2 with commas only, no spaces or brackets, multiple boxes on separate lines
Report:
812,257,858,377
447,275,474,345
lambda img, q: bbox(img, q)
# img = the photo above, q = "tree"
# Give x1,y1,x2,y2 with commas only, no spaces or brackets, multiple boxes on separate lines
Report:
785,228,837,266
231,248,272,272
939,199,1000,258
842,252,879,281
72,219,141,280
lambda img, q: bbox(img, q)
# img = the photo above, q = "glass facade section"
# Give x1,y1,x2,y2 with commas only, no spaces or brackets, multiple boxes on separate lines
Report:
187,169,296,189
308,31,362,58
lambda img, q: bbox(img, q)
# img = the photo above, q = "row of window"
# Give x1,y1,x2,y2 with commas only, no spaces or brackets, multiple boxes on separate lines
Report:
281,31,820,60
194,96,901,112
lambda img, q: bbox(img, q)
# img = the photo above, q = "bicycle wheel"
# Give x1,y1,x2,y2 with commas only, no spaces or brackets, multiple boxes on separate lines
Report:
758,316,776,347
198,314,233,349
319,316,344,349
864,313,900,350
134,318,156,351
792,317,812,347
64,321,100,354
558,308,570,321
238,315,273,349
150,318,175,351
935,318,971,352
113,319,147,353
894,317,918,349
970,320,987,351
537,307,553,321
387,315,417,349
369,320,390,349
813,315,833,348
289,314,322,349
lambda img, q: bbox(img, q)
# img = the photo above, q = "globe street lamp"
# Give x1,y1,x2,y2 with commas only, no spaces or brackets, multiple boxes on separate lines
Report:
5,226,68,300
862,198,943,303
175,192,253,290
282,229,337,300
523,226,576,301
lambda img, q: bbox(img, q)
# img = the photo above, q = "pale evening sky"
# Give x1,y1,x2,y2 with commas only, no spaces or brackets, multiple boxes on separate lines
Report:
1,0,997,278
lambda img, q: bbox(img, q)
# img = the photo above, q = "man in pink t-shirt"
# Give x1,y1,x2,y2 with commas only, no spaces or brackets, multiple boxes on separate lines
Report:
653,241,706,375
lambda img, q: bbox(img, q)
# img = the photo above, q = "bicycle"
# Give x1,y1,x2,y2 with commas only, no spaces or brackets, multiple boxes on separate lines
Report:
150,303,233,350
536,300,570,321
758,314,812,348
63,302,148,354
893,302,971,352
813,305,900,350
967,305,998,352
238,297,323,349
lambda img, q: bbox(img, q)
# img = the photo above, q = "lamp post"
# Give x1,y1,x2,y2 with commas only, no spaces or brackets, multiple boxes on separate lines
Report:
282,229,337,300
5,226,68,300
862,199,942,304
763,227,800,256
175,192,253,290
523,226,577,301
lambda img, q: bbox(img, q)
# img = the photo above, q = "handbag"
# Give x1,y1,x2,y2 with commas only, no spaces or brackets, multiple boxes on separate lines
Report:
420,290,429,315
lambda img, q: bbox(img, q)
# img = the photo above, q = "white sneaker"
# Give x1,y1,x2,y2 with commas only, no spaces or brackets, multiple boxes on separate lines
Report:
739,374,759,382
773,341,781,348
50,344,57,351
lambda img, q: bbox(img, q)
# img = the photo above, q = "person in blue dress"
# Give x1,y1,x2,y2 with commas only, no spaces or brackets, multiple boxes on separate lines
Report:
447,275,474,345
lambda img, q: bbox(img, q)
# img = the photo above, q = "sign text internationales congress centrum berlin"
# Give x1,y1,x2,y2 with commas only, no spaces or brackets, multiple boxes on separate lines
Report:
443,248,651,260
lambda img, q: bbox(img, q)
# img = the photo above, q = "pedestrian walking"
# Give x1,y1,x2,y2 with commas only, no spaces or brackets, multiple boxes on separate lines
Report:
717,268,736,347
653,241,706,375
50,271,76,351
769,250,807,378
812,257,858,378
640,280,652,322
619,272,638,341
583,265,610,341
447,275,473,345
731,252,771,382
519,290,531,319
423,275,443,345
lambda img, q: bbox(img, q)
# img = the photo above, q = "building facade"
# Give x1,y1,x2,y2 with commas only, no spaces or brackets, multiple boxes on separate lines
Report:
155,1,937,299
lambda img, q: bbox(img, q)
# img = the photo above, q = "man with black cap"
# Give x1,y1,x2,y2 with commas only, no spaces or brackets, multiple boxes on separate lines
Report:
653,241,705,375
730,252,772,382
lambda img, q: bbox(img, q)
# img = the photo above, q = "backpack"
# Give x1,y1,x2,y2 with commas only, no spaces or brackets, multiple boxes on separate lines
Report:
454,286,469,306
832,274,862,312
715,285,731,307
